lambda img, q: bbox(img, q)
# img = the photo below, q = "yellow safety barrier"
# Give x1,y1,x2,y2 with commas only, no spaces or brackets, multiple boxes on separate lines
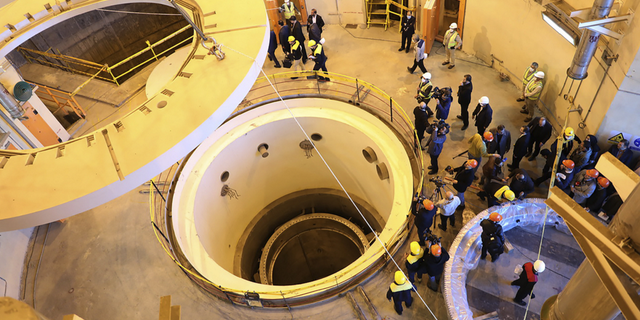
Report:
148,71,425,306
27,81,86,119
18,25,194,87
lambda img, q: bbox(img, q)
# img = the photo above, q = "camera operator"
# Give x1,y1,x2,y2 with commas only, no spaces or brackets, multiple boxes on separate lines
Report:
412,199,436,246
415,73,435,116
446,159,477,210
422,243,450,292
424,120,449,175
434,87,453,121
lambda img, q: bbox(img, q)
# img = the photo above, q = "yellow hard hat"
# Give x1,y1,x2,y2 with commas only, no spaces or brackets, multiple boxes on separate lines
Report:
504,190,516,201
410,241,421,255
288,36,295,42
395,271,406,284
308,40,317,47
564,127,575,140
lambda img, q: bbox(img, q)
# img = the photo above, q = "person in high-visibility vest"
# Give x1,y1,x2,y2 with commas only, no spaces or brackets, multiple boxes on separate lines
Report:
279,0,300,22
415,72,434,115
521,71,544,122
386,271,414,315
442,23,462,69
287,36,305,79
517,62,538,102
308,39,329,82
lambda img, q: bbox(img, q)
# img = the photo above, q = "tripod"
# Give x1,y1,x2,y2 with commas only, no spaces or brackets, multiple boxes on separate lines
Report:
427,176,456,229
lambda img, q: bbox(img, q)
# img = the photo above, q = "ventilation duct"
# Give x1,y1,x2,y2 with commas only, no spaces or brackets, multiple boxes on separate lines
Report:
0,82,25,119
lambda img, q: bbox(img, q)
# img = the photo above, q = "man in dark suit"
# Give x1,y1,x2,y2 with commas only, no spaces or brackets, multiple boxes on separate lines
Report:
278,20,291,56
607,139,634,167
472,96,492,135
508,126,530,170
307,9,325,36
267,29,281,68
487,125,511,158
290,16,307,64
398,11,415,53
525,117,552,160
456,74,473,130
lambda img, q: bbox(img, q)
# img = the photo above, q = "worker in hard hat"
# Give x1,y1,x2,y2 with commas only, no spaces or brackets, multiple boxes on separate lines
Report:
511,260,545,306
442,23,462,69
422,243,450,291
308,39,329,82
425,118,448,175
467,131,500,174
478,181,516,208
584,177,610,213
386,271,414,315
412,199,437,246
435,191,460,231
524,117,552,161
407,34,428,74
505,169,534,200
456,74,473,130
287,36,305,79
471,96,492,135
447,159,477,210
415,72,435,113
534,159,574,190
536,127,580,170
405,241,425,283
279,0,300,23
290,16,307,64
480,212,505,262
570,168,599,205
517,62,538,102
521,71,545,122
398,10,416,53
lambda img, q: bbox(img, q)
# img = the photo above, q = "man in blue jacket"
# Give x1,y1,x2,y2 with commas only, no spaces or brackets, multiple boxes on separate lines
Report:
267,29,281,68
425,122,448,175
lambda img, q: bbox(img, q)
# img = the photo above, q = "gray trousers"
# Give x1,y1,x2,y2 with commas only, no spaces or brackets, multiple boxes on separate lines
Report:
445,47,456,65
526,98,537,116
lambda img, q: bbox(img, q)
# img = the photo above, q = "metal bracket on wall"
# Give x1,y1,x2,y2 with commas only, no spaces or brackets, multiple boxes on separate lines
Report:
571,8,634,40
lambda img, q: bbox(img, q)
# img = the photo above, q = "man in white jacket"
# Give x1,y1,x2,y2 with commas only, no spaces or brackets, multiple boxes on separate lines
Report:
436,191,461,231
407,34,428,74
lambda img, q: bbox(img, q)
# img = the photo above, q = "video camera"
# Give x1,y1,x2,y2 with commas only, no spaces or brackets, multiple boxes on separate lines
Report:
431,119,450,133
431,86,451,101
425,230,441,246
428,176,447,188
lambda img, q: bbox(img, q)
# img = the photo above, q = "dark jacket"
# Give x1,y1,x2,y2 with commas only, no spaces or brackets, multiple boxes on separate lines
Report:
484,181,507,199
308,23,322,42
291,21,305,42
487,128,511,156
401,15,415,34
307,14,325,31
555,166,575,191
512,262,538,293
527,117,552,144
472,104,492,129
585,135,600,168
413,106,429,131
480,219,505,247
607,145,634,167
279,25,291,53
268,30,278,53
425,126,446,156
482,156,502,183
508,169,534,198
423,249,450,277
452,165,474,192
585,186,609,213
413,207,437,229
435,95,453,120
513,133,530,158
289,41,303,60
457,81,473,105
311,44,326,65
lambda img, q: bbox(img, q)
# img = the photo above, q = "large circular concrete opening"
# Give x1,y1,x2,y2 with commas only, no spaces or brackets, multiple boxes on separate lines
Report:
169,97,417,302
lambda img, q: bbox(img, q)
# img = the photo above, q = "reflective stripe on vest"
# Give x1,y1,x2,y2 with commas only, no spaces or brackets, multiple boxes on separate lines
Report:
291,40,300,51
446,31,458,48
494,185,510,200
406,249,424,264
314,44,323,56
522,68,536,86
526,79,543,100
390,281,414,292
419,80,433,99
283,3,294,19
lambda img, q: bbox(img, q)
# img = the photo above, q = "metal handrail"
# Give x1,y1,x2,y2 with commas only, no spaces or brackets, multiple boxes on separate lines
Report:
30,83,86,119
148,71,425,307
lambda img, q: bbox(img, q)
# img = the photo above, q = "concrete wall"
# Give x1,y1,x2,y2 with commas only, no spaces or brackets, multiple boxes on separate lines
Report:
305,0,365,25
0,227,33,299
462,0,640,154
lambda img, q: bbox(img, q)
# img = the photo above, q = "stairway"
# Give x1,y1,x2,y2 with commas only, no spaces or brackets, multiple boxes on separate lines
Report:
366,0,389,30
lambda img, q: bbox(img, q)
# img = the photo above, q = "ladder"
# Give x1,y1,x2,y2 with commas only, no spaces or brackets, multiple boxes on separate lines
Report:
366,0,389,30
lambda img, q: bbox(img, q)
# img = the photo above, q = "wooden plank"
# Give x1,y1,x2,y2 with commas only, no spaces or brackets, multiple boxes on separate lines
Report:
170,305,181,320
63,315,85,320
159,295,171,320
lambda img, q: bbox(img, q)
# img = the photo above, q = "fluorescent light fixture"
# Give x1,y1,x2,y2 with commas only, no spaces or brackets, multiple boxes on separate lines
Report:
542,11,580,45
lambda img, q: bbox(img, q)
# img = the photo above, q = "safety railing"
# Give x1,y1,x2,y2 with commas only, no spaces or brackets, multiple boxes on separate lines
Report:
27,81,86,120
148,71,425,308
18,25,193,86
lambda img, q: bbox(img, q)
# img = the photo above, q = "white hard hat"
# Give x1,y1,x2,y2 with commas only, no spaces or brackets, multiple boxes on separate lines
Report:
450,22,457,29
422,72,431,80
479,96,489,104
534,260,546,273
535,71,545,79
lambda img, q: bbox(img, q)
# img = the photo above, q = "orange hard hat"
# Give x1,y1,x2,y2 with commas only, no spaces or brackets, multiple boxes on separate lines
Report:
422,199,434,210
483,132,494,141
489,212,503,222
467,159,478,168
597,177,610,188
430,244,442,256
586,169,600,178
562,159,575,170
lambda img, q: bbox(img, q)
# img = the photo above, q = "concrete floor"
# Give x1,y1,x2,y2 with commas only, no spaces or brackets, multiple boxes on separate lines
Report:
5,24,596,319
